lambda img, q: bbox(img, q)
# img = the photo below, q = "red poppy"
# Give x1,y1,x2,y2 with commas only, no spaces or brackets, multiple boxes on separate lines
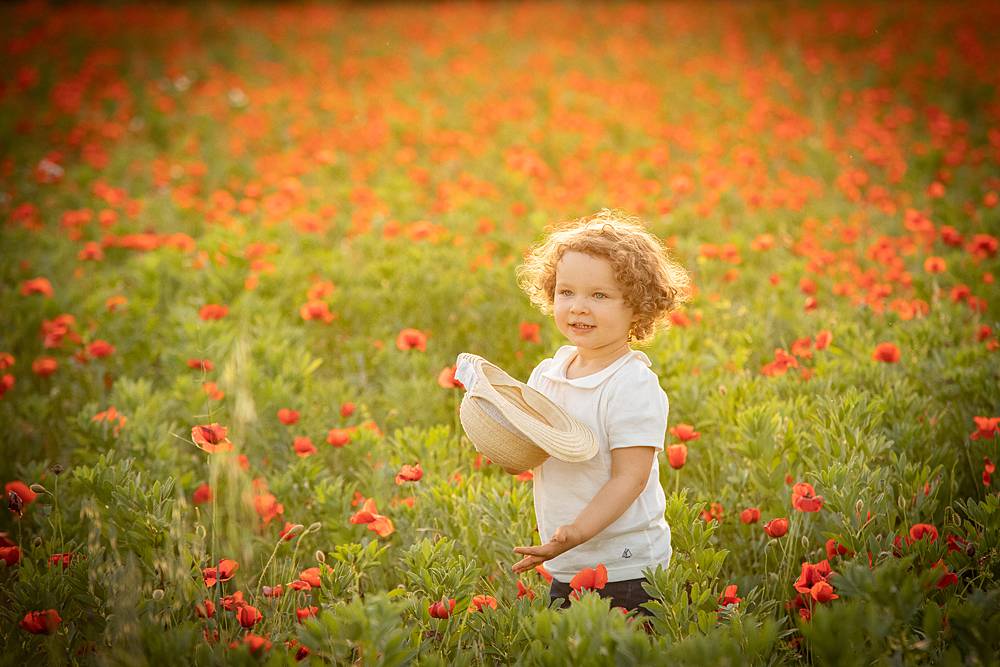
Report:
740,508,761,524
296,606,319,622
20,277,53,298
666,444,687,469
470,595,498,612
985,457,995,487
814,330,833,350
203,559,239,587
872,342,901,363
288,580,312,591
923,257,946,273
349,498,395,537
198,304,229,320
299,300,336,323
253,490,284,525
300,565,332,588
32,357,58,377
0,545,21,566
395,464,423,485
86,339,115,359
669,424,700,442
191,423,234,453
908,523,938,544
187,358,214,371
718,584,741,607
969,416,1000,441
5,481,37,506
221,591,246,611
340,402,356,417
519,322,541,344
517,580,536,600
193,483,212,505
535,564,553,583
764,518,789,538
793,559,834,596
237,605,262,629
293,436,317,457
19,609,61,634
809,580,839,603
326,428,352,447
48,552,73,569
395,328,428,351
195,599,215,618
277,408,299,425
428,598,456,619
0,374,13,398
437,365,464,389
931,559,958,589
791,482,824,512
701,502,724,523
262,584,284,598
569,564,608,592
825,539,853,559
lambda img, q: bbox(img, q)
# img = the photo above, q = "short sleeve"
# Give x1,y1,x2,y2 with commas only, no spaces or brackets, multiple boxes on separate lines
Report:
605,369,668,451
526,359,550,390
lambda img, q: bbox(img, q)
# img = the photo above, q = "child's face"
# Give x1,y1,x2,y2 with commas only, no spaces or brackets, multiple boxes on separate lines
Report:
553,251,636,355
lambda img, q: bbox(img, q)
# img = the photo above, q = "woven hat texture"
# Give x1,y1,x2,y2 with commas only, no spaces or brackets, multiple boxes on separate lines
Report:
456,353,597,473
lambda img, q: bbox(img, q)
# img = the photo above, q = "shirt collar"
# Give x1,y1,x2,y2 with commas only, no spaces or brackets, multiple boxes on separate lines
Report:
540,345,651,388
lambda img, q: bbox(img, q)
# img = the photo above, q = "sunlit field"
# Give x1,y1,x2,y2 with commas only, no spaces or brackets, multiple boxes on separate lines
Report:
1,1,999,664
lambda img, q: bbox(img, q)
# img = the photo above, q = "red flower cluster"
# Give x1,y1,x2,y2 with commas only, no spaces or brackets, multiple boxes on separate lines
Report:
789,558,840,620
740,507,760,524
701,502,724,523
19,609,62,634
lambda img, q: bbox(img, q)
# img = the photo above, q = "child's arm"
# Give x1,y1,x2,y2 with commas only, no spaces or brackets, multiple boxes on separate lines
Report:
512,446,656,574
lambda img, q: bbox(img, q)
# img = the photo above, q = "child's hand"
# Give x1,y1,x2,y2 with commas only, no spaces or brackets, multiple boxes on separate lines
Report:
511,524,582,574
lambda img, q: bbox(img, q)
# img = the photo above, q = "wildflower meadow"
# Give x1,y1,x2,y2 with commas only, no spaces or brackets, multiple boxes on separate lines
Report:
1,2,999,665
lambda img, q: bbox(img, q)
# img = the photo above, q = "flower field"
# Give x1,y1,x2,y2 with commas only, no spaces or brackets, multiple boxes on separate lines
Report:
3,1,1000,664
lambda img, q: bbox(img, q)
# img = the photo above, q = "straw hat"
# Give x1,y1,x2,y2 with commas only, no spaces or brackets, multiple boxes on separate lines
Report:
455,353,598,474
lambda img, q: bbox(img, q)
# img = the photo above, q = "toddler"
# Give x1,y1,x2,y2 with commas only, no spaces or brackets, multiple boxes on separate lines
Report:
511,209,691,614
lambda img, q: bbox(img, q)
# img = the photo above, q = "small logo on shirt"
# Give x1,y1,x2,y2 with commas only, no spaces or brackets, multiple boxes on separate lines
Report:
621,548,632,559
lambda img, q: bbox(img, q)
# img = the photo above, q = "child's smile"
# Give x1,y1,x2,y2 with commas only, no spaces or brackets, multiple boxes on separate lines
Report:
553,251,636,367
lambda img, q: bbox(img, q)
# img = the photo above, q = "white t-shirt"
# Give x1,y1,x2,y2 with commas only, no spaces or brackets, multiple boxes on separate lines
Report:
526,345,672,583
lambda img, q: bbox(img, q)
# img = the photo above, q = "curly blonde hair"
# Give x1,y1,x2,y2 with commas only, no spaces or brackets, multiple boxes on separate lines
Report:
515,209,692,345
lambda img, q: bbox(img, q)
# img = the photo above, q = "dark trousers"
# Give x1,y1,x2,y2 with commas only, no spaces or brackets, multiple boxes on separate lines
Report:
549,577,654,616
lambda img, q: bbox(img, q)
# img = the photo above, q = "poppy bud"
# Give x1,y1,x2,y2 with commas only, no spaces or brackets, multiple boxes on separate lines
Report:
32,536,43,548
855,499,863,515
307,522,322,533
966,543,976,558
49,463,65,475
29,484,50,495
315,550,326,563
152,589,164,600
195,524,207,538
801,536,810,549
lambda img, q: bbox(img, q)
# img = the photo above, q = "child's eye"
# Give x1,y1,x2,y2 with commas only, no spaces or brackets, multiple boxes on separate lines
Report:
558,289,572,296
594,293,607,299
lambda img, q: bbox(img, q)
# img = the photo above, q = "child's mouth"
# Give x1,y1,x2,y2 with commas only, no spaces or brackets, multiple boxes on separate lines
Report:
571,324,595,332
